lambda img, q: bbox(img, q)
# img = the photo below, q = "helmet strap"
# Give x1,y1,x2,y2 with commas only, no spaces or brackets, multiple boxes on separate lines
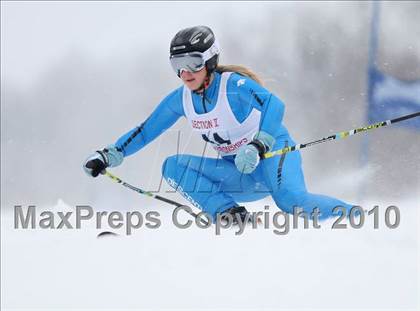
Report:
193,70,212,94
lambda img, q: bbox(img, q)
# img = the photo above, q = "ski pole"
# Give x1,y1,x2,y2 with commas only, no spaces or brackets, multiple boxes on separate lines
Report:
102,170,210,225
263,111,420,159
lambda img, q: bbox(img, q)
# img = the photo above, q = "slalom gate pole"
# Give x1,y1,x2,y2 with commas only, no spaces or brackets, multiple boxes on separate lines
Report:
263,111,420,159
102,170,209,225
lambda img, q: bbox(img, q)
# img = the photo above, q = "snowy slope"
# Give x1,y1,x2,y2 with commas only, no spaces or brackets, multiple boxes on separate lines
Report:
1,195,418,310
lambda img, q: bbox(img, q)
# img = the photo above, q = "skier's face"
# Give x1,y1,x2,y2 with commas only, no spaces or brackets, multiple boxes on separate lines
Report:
180,67,207,91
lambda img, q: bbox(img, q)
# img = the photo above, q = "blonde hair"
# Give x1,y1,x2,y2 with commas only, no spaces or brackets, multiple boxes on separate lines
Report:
215,64,264,86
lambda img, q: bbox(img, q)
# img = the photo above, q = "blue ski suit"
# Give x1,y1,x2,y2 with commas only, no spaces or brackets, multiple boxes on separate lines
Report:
114,71,353,219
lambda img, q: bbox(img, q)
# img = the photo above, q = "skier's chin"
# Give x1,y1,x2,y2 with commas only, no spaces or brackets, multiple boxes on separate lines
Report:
184,80,200,91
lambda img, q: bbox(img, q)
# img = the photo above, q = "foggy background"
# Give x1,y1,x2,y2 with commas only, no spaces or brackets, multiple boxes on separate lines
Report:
1,2,420,310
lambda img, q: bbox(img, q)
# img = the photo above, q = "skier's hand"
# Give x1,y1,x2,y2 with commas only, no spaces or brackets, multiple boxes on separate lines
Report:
235,144,260,174
235,131,275,174
83,145,124,177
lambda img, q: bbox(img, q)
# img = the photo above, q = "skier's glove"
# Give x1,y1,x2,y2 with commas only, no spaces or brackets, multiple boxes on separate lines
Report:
235,131,275,174
83,145,124,177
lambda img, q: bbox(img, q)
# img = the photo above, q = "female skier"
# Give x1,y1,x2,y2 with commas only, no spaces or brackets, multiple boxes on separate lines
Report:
83,25,354,222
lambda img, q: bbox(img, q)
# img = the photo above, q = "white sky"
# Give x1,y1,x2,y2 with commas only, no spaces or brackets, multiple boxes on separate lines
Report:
1,1,273,87
2,2,419,88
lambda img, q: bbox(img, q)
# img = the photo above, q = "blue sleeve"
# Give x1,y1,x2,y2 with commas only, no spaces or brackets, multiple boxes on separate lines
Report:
227,73,286,138
114,88,184,157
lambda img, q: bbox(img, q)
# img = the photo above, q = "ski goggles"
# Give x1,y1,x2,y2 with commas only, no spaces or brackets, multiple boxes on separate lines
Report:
169,41,220,76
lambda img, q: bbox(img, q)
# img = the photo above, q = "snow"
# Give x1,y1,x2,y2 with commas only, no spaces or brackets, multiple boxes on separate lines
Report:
1,195,418,310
